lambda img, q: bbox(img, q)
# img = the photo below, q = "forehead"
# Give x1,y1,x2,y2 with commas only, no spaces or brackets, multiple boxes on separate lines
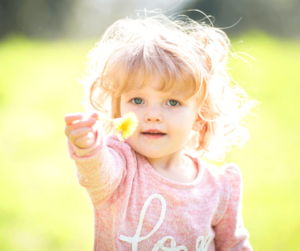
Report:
106,41,201,99
121,69,196,99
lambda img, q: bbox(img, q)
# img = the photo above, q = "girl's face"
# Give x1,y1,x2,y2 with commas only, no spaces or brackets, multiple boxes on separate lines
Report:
120,75,200,159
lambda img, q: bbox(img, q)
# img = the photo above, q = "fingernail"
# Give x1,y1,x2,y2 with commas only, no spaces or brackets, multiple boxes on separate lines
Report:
87,132,94,138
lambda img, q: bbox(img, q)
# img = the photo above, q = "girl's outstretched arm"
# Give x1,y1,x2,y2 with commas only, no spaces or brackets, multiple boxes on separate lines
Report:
64,112,128,207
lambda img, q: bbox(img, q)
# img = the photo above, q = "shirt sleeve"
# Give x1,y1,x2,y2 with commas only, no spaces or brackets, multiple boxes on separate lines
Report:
213,164,253,251
67,122,128,207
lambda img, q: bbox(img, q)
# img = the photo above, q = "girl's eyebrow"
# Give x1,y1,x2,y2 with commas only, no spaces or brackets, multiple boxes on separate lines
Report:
124,89,144,96
125,89,189,100
123,90,194,106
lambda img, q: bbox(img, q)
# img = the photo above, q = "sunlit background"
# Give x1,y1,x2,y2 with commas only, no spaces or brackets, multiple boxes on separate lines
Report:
1,0,300,250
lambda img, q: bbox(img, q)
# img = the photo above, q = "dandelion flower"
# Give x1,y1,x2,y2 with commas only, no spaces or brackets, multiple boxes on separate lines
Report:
97,112,139,141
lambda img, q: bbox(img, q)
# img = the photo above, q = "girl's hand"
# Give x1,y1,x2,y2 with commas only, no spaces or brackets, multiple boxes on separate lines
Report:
64,112,98,149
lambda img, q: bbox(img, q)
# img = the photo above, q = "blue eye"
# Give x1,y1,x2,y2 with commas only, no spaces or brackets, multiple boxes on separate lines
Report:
132,98,143,105
167,100,179,106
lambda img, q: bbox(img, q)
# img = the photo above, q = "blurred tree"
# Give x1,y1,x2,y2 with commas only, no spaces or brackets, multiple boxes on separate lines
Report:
0,0,74,39
185,0,300,37
1,0,300,39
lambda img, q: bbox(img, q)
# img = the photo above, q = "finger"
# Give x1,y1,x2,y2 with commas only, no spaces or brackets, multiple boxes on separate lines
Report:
65,118,97,138
68,127,93,143
65,113,84,125
65,125,71,137
89,112,99,119
69,117,97,131
74,132,95,149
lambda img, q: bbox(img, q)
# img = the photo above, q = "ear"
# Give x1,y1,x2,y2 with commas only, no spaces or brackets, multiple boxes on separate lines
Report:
192,113,205,131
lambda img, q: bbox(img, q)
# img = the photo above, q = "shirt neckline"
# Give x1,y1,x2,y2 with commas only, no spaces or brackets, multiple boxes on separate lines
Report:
139,152,205,189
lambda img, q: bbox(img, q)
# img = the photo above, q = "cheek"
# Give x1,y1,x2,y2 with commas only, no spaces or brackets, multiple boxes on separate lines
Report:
124,136,134,147
121,103,143,124
167,113,195,139
169,108,196,126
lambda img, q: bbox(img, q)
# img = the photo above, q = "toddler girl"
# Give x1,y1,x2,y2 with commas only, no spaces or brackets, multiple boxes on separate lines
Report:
65,12,254,251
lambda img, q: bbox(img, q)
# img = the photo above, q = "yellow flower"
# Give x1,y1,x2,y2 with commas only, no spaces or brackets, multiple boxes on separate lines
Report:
113,112,139,140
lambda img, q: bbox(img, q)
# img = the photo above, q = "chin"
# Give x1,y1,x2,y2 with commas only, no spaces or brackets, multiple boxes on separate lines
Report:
129,144,163,158
139,148,172,159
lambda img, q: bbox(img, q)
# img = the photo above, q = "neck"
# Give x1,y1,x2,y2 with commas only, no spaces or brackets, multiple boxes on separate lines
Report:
145,149,198,183
146,149,187,171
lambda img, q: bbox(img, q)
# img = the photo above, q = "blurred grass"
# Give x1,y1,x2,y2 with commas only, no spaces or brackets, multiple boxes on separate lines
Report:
225,32,300,250
0,35,95,251
0,32,300,250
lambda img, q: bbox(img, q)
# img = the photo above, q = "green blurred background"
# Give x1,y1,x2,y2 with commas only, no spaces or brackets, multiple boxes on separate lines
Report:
1,0,300,250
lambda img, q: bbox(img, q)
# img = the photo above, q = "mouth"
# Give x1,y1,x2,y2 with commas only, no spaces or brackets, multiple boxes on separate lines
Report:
141,130,166,139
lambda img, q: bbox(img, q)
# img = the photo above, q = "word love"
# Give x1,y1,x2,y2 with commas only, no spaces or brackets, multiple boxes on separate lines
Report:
119,194,212,251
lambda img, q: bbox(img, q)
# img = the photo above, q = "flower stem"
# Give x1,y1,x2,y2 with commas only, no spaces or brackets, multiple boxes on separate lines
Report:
97,117,115,123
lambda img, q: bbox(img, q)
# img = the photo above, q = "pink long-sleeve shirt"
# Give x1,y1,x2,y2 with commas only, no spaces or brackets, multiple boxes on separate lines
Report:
68,126,252,251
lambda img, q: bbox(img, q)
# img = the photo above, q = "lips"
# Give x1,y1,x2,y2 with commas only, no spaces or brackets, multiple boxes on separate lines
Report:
142,129,166,139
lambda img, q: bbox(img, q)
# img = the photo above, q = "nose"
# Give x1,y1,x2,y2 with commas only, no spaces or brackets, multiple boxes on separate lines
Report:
144,105,163,123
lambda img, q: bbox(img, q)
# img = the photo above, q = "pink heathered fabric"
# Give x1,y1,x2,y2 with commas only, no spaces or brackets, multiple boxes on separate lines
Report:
68,126,253,251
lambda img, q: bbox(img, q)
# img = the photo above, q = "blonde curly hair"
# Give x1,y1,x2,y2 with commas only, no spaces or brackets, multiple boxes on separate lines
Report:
80,12,256,160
